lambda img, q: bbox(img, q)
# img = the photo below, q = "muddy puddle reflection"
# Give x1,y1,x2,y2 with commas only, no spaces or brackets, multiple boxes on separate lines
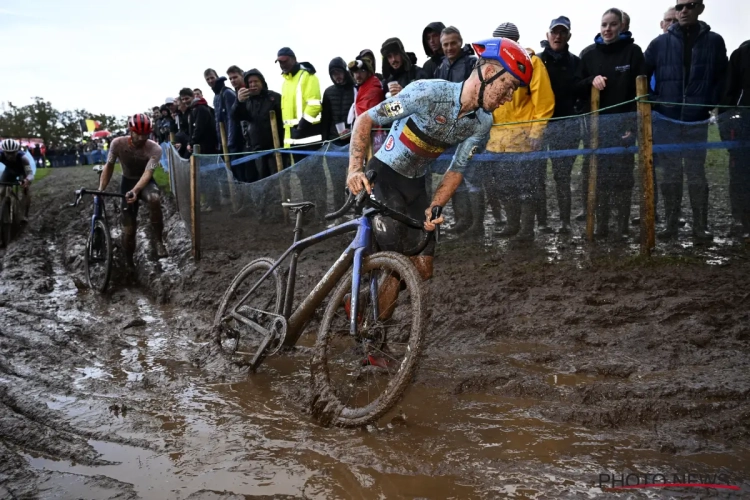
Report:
25,289,750,498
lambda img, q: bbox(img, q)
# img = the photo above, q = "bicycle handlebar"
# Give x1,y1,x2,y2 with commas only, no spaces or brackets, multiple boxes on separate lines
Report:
0,181,22,187
324,171,443,256
69,188,126,207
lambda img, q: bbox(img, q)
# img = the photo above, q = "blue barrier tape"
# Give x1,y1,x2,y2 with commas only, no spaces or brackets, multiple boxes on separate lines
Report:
210,140,749,172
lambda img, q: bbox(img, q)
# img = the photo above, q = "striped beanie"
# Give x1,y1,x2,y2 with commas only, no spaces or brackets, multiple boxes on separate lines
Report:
492,22,520,42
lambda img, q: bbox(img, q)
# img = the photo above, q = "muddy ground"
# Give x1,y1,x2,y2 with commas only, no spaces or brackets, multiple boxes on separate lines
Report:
1,166,750,499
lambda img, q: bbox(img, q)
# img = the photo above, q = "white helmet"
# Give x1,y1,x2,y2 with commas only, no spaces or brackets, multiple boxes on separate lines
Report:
1,138,20,152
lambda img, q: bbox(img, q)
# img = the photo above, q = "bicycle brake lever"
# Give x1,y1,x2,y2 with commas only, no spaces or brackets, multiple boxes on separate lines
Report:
431,206,443,243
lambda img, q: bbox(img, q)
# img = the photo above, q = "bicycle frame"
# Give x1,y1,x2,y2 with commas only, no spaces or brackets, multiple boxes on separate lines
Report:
228,213,377,348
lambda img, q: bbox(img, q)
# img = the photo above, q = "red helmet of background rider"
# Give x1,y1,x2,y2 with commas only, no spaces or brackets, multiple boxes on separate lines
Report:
128,113,153,135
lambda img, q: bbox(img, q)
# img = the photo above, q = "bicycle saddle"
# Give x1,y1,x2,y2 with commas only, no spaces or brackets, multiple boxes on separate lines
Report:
93,165,103,173
281,201,315,213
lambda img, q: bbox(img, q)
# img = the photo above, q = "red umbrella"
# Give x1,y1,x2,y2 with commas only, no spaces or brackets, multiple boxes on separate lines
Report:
92,130,111,139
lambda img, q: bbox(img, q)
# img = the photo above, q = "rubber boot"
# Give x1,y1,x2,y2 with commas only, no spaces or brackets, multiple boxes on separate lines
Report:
556,182,572,234
615,189,632,241
151,222,169,259
689,184,713,242
595,196,610,239
536,180,553,234
450,189,473,234
464,189,486,237
497,197,520,237
489,200,506,227
513,199,536,242
658,184,680,240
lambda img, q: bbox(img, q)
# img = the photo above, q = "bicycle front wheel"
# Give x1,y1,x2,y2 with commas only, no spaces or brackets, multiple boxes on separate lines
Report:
84,218,113,292
310,251,427,427
0,196,11,248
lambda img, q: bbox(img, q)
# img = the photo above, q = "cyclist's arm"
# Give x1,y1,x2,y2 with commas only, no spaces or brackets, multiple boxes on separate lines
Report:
130,146,161,196
21,156,34,183
425,131,489,229
99,148,118,191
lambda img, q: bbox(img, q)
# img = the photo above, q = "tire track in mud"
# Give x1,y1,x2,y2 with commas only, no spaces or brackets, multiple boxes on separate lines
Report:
0,169,190,498
4,166,750,498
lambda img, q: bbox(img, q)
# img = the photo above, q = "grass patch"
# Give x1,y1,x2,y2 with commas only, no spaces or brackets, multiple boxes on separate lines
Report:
34,168,52,182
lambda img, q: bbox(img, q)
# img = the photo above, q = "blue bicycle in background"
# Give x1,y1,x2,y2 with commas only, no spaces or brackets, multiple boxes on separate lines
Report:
70,167,126,292
214,171,441,427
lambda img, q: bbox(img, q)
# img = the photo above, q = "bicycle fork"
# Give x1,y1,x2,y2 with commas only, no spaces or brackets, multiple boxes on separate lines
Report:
348,218,379,337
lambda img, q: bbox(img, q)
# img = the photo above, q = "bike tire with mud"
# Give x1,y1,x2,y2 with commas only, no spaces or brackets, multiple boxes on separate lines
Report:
84,218,113,292
0,196,13,248
310,251,427,428
213,257,285,365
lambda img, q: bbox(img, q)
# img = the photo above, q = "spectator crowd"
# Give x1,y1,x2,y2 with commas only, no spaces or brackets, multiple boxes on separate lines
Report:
146,0,750,242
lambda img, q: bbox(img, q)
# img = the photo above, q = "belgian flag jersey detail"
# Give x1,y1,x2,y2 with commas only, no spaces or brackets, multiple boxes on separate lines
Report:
368,80,493,178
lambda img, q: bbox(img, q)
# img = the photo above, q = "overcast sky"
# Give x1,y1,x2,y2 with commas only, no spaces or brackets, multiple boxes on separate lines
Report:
1,0,746,119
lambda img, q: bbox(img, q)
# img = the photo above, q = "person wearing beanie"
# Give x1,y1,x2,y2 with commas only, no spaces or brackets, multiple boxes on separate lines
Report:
232,69,283,181
349,57,386,153
422,21,446,78
381,37,427,99
357,49,383,82
484,21,555,242
348,58,383,118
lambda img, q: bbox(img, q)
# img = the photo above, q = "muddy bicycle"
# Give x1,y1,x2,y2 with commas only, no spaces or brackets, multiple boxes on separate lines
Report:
70,172,126,292
0,179,25,248
214,171,441,427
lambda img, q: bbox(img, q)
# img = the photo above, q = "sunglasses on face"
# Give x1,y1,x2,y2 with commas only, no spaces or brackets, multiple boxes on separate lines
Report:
675,2,700,12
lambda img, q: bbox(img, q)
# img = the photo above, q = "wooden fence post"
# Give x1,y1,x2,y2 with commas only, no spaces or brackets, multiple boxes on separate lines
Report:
636,75,656,255
586,87,600,242
190,144,201,260
219,122,239,211
270,111,290,223
270,110,285,174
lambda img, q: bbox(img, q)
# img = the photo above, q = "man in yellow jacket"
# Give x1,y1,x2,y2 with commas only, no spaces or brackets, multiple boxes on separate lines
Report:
276,47,323,154
484,23,555,241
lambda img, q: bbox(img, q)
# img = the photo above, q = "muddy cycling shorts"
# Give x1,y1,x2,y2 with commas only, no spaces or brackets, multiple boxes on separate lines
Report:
119,177,160,222
367,157,434,257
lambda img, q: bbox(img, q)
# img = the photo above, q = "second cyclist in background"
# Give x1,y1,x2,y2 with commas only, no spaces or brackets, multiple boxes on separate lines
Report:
98,113,168,267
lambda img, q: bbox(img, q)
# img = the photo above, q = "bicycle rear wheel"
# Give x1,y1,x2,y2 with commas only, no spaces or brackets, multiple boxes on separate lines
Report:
310,251,427,427
84,218,113,292
213,258,285,369
0,196,12,248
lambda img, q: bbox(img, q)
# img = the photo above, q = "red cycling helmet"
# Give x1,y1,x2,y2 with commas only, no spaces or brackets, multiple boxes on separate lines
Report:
128,113,153,135
471,38,533,87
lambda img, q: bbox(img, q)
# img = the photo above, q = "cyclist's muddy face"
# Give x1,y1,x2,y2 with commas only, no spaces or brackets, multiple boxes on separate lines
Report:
130,131,148,147
483,70,520,111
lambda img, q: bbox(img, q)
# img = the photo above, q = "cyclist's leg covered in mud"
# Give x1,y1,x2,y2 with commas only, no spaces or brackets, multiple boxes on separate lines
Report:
367,158,433,319
119,177,139,268
138,181,168,258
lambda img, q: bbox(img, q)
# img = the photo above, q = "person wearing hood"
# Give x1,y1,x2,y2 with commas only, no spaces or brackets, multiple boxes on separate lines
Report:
357,49,384,83
422,22,446,78
644,0,727,242
179,87,218,155
720,40,750,239
321,57,355,144
435,27,477,83
156,104,174,144
577,8,644,240
232,69,283,181
483,22,555,242
204,69,243,162
538,16,582,234
276,47,323,154
380,37,427,98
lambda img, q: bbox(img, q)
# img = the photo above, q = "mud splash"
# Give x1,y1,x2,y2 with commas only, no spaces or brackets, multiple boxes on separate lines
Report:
2,167,750,498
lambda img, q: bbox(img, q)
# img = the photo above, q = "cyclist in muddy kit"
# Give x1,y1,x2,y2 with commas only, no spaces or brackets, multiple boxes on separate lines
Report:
346,37,532,308
0,139,34,223
98,113,168,267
